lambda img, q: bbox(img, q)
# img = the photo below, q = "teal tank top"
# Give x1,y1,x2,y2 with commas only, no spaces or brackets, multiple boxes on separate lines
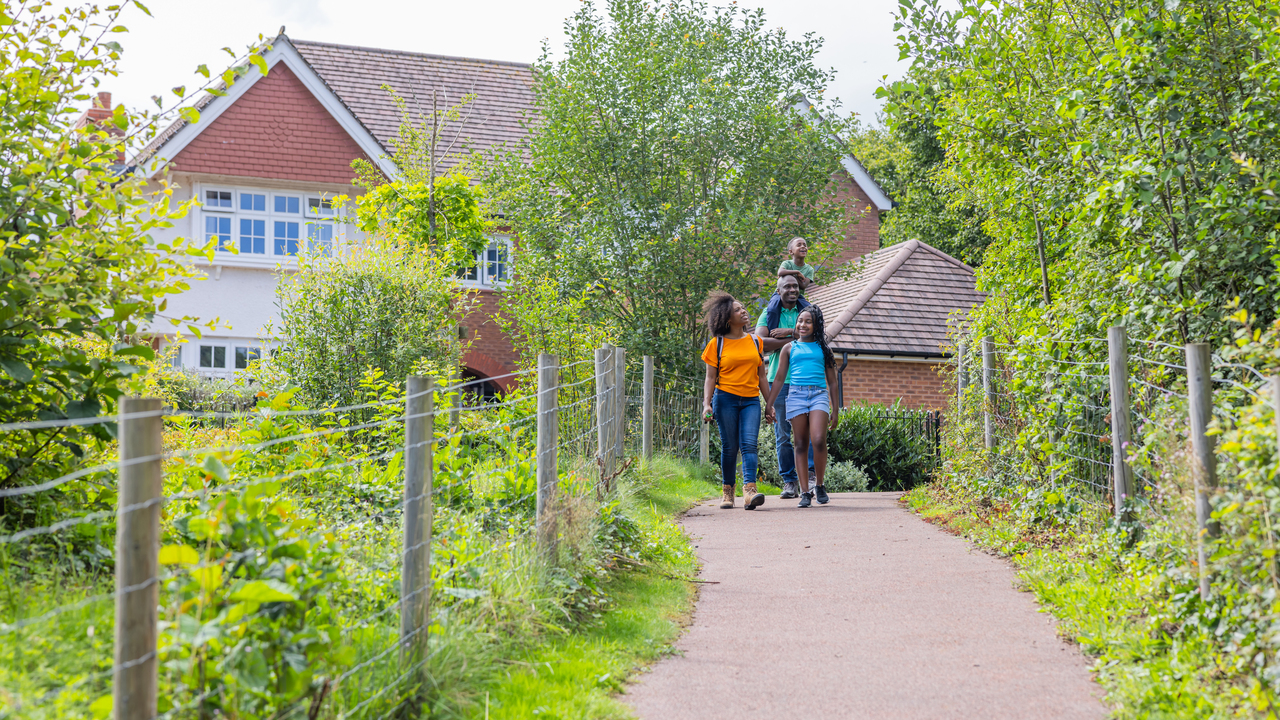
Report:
788,341,826,387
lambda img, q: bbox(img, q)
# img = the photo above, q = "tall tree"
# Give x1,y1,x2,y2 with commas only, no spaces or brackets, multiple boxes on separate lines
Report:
487,0,853,372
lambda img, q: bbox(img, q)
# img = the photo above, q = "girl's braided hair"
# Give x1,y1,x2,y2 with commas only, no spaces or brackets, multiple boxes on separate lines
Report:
798,304,836,369
702,291,737,337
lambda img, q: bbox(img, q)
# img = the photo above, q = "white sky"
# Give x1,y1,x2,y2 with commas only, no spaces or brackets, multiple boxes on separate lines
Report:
108,0,906,125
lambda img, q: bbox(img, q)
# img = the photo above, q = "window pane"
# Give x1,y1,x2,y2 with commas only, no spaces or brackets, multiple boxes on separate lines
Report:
207,216,232,251
240,193,266,212
274,221,300,255
205,190,232,208
457,262,478,281
307,222,334,254
239,218,267,254
199,345,212,367
235,346,260,369
171,346,182,369
213,346,226,368
308,197,335,216
485,243,507,282
275,196,300,214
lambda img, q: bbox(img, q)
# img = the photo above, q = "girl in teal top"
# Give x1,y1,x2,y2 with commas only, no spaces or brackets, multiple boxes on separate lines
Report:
764,305,839,508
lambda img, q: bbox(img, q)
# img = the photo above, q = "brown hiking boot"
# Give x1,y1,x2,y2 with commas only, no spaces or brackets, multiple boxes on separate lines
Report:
719,485,735,509
743,482,765,510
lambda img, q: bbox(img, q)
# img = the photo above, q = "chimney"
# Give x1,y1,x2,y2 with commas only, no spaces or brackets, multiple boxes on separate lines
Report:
75,92,114,130
74,92,126,165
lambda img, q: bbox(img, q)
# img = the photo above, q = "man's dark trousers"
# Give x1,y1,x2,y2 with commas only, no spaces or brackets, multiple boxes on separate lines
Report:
773,384,815,484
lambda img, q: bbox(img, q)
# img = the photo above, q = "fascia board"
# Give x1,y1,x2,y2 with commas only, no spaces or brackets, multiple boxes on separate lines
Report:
791,96,893,213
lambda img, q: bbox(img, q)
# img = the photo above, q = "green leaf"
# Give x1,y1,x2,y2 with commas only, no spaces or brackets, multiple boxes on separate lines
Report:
179,106,200,125
114,344,155,361
195,63,210,78
201,455,229,483
0,359,33,383
158,544,199,565
230,579,298,603
248,54,269,76
90,694,112,720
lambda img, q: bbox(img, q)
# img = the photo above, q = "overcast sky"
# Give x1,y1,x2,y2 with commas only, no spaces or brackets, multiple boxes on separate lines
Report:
107,0,906,125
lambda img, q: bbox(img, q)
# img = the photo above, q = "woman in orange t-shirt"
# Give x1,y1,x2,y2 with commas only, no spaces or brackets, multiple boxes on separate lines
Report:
700,292,776,510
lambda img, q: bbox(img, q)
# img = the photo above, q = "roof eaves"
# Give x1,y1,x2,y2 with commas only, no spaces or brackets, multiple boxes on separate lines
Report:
823,240,919,341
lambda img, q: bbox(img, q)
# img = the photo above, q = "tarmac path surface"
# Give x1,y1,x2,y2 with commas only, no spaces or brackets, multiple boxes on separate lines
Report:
624,491,1107,720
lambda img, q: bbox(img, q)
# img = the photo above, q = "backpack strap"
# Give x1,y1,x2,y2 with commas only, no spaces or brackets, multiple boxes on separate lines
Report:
714,335,765,384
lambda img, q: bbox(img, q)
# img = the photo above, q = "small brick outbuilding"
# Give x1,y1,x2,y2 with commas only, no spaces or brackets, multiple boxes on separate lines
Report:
806,240,986,410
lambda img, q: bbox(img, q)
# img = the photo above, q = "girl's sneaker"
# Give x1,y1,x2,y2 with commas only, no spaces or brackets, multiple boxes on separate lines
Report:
798,492,813,508
815,485,829,504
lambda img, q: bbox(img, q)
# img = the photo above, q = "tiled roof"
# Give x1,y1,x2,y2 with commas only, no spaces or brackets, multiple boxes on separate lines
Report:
806,240,985,357
292,38,534,169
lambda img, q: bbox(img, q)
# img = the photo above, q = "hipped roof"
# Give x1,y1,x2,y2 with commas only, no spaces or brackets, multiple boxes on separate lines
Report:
807,240,985,358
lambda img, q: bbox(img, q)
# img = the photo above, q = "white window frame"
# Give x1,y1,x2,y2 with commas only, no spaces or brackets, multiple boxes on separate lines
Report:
197,183,347,268
459,236,513,289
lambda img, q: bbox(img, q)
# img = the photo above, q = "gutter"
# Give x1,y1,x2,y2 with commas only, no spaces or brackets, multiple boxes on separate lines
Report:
832,348,951,361
836,352,848,408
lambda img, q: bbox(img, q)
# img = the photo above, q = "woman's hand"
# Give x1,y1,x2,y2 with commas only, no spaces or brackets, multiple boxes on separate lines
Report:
703,403,714,423
829,408,840,431
764,405,776,424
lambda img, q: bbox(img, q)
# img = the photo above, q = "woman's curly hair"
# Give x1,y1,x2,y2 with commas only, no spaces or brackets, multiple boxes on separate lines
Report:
798,304,836,368
702,291,737,337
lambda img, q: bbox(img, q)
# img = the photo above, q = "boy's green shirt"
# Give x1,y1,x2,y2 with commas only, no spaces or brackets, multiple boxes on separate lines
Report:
779,259,815,282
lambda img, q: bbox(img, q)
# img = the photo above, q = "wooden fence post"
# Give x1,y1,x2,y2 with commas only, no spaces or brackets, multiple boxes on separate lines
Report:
1272,375,1280,453
595,345,613,488
1186,343,1216,600
982,336,996,452
115,397,163,720
401,376,433,664
536,355,559,556
642,356,654,462
699,418,710,465
613,347,627,467
1108,326,1134,520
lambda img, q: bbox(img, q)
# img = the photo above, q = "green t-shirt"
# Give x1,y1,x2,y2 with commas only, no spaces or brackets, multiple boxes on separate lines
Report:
755,305,800,383
779,259,816,283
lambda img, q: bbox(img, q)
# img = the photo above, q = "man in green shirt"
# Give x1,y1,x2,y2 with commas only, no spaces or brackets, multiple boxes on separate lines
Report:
755,275,814,499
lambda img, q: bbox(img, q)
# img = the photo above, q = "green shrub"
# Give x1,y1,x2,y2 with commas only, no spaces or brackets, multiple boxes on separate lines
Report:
828,403,940,491
822,461,870,493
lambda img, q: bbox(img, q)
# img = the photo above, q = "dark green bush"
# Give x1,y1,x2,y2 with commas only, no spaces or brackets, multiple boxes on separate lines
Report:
828,403,941,491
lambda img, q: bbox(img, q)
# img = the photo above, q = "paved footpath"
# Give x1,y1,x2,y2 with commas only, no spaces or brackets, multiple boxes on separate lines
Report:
624,492,1107,720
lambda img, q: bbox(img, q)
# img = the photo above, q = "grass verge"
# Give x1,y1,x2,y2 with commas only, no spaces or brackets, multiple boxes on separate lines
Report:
904,482,1262,719
479,457,717,719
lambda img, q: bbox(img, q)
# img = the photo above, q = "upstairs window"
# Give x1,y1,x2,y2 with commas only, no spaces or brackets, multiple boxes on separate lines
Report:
206,215,232,252
307,197,336,217
204,189,233,210
200,185,341,259
458,238,512,287
274,221,300,256
240,192,266,212
274,195,301,214
239,218,266,255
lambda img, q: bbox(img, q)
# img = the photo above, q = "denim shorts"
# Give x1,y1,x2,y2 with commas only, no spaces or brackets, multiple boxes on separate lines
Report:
785,384,831,420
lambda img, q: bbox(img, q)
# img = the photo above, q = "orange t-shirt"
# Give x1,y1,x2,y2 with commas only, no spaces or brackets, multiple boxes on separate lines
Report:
701,335,764,398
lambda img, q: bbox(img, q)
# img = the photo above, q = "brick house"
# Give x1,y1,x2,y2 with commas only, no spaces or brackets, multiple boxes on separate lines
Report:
129,32,940,402
806,240,986,410
133,35,531,393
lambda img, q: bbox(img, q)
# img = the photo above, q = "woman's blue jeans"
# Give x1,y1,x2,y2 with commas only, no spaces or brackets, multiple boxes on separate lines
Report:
712,389,760,487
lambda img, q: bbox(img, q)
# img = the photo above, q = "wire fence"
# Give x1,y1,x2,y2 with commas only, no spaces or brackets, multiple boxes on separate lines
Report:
949,328,1279,563
0,346,702,719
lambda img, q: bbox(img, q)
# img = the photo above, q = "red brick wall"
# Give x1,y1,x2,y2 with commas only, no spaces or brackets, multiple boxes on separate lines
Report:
837,359,949,410
461,289,520,392
826,169,882,269
170,63,369,184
